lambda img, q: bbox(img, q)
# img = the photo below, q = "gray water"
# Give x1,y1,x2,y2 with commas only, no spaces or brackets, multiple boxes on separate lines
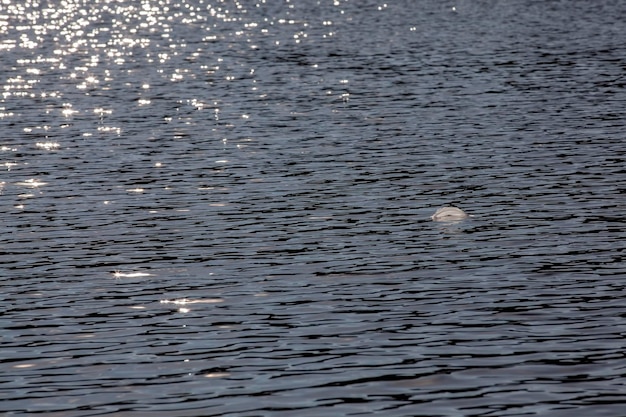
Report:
1,0,626,415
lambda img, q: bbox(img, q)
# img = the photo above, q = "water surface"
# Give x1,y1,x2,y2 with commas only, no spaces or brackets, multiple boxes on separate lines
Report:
1,0,626,415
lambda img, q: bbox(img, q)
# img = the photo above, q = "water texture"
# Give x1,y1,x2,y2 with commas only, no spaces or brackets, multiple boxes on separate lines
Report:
1,0,625,415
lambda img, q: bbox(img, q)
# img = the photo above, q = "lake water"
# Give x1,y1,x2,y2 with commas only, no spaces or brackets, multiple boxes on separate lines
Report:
1,0,626,415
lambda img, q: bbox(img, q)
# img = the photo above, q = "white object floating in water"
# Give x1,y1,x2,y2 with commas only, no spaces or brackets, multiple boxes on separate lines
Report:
431,206,470,221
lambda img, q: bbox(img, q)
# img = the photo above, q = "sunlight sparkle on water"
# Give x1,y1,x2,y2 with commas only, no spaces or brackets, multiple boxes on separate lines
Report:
61,103,78,117
97,126,122,135
161,298,224,314
112,271,153,278
14,364,36,369
160,298,224,305
35,142,60,150
93,108,113,116
16,179,47,187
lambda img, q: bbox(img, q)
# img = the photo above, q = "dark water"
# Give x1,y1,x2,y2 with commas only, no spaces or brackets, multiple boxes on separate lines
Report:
2,0,626,415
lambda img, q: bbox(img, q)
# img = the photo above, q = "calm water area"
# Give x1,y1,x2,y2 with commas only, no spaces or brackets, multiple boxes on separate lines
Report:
1,0,626,415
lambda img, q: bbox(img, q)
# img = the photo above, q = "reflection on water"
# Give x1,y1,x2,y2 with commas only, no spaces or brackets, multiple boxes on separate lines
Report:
2,0,626,415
